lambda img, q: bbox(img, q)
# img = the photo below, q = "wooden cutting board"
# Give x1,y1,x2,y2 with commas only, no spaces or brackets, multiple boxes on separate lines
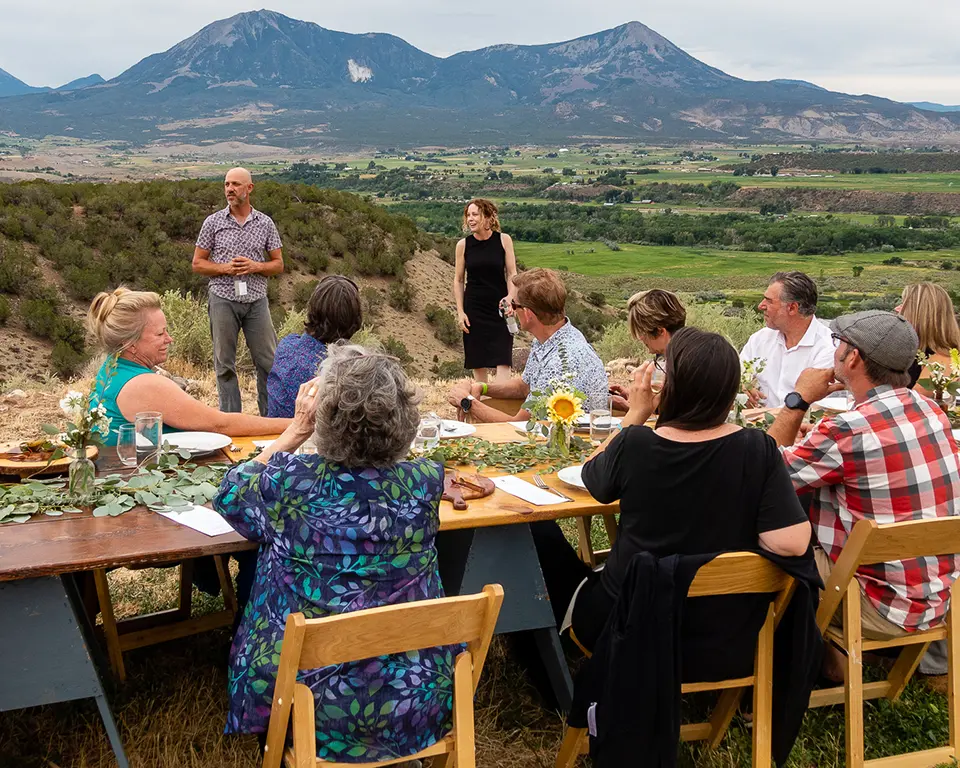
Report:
442,471,495,510
0,443,99,477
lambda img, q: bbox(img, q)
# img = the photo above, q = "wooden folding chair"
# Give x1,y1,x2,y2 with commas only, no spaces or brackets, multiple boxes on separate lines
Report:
807,517,960,768
556,552,796,768
575,513,619,568
262,583,504,768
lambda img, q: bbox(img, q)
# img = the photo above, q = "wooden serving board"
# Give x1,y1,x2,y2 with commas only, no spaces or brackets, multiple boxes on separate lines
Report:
0,443,99,477
442,471,495,510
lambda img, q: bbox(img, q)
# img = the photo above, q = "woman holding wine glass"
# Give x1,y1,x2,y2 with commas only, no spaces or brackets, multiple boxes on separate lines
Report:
452,198,518,383
610,289,685,411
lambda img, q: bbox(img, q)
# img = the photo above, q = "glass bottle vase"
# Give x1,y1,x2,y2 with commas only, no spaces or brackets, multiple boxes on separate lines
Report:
68,447,96,505
547,422,571,456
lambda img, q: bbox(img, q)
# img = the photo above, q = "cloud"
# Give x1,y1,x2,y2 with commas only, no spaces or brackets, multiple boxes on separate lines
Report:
3,0,960,103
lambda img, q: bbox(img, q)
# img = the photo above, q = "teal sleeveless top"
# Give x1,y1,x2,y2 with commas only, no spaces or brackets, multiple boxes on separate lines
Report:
92,357,182,447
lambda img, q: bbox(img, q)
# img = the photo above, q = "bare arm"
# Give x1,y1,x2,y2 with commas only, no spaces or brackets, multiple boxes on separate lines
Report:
453,239,469,333
192,247,232,277
117,374,290,436
501,233,518,302
759,521,811,557
481,377,530,400
234,248,284,276
252,379,319,464
467,401,530,424
448,377,530,423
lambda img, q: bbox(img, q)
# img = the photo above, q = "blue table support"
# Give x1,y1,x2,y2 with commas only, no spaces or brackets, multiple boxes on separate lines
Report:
438,523,574,711
0,575,129,768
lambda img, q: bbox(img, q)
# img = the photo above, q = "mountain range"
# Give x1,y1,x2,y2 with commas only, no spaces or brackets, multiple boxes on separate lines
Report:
1,10,959,146
0,69,104,97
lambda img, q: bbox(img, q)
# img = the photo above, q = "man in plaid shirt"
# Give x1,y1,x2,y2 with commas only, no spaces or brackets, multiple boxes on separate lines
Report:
767,310,960,657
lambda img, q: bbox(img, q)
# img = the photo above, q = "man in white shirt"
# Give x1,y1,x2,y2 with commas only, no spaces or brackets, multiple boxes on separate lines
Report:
740,271,835,407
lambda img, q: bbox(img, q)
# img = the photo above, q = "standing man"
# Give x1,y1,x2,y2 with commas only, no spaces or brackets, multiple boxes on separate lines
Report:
740,271,835,408
193,167,284,415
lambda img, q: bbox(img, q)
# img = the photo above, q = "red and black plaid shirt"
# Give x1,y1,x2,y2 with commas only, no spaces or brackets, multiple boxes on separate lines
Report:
783,386,960,631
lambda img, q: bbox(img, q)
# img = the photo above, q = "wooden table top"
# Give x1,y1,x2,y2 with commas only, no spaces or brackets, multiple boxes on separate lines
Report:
0,422,615,581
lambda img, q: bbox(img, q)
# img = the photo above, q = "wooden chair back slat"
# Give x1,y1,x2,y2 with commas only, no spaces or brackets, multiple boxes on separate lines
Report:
296,585,503,670
687,552,793,598
858,517,960,565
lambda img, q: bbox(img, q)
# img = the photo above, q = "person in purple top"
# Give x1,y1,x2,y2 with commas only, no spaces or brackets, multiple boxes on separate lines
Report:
267,275,363,417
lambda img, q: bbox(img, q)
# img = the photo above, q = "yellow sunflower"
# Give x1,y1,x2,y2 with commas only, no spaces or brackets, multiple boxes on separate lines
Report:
546,391,584,426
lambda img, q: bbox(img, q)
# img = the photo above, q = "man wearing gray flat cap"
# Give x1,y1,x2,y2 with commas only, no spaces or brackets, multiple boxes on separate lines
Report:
767,310,960,680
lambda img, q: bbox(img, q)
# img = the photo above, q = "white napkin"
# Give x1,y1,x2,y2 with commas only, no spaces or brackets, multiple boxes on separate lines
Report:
491,476,569,505
253,440,275,449
158,505,238,537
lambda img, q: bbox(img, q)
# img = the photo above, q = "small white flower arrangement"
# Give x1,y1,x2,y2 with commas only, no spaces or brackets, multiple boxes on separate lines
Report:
44,388,111,457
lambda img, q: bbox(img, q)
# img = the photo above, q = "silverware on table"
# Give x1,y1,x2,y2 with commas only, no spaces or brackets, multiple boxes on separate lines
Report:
532,474,573,502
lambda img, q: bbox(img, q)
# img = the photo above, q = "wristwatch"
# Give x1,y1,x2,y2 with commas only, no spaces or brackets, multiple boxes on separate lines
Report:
783,391,810,412
460,394,476,412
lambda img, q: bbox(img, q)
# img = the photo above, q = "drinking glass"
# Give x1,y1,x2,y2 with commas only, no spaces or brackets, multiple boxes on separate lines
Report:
297,437,318,456
419,415,442,451
117,424,138,467
650,366,666,394
135,411,163,465
590,409,613,444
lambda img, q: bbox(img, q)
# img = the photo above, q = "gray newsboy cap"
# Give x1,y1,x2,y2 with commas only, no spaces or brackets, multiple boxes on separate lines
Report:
830,310,919,373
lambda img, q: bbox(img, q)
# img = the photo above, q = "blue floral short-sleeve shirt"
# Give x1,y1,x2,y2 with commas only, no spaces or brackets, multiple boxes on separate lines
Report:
214,453,458,763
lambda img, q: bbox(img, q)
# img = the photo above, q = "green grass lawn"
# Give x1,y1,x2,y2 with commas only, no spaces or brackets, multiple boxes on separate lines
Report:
514,241,960,279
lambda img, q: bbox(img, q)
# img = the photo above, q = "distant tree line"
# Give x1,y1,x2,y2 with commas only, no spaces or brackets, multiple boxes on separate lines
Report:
723,151,960,174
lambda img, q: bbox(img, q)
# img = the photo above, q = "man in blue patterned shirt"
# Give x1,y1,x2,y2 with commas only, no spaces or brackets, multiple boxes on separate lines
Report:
448,268,609,422
193,167,284,415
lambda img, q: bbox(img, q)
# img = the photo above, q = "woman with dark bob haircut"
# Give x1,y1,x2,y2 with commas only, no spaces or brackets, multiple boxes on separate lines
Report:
266,275,363,417
530,327,812,660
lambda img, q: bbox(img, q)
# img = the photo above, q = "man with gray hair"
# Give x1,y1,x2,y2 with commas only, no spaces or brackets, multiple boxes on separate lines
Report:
193,167,284,415
740,270,834,407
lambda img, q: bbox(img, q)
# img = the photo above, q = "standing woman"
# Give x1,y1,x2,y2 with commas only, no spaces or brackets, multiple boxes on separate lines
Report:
898,282,960,395
453,198,517,383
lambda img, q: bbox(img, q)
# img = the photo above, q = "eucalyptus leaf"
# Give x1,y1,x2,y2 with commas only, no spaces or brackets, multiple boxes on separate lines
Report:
41,423,61,435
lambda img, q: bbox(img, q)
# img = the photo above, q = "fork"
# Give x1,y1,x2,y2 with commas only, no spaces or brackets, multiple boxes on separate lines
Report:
532,474,572,502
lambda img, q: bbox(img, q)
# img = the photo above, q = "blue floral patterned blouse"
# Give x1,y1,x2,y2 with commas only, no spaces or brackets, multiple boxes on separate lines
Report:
214,453,458,763
266,334,327,418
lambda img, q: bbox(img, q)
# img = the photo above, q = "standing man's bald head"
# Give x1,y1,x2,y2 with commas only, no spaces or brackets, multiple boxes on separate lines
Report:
224,167,254,211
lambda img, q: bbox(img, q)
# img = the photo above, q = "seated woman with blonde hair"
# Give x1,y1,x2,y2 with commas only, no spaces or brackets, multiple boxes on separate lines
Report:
87,287,290,445
898,282,960,397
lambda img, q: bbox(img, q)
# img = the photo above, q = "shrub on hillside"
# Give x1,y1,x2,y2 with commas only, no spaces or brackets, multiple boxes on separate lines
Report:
0,241,38,294
51,341,86,380
431,360,468,379
293,280,319,311
160,291,250,373
0,295,9,325
424,303,461,346
586,291,606,307
566,299,611,343
382,336,414,368
388,279,415,312
361,287,383,320
20,298,60,338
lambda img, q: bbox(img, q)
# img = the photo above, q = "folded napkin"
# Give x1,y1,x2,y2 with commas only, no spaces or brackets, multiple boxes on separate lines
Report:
158,505,238,537
491,475,569,506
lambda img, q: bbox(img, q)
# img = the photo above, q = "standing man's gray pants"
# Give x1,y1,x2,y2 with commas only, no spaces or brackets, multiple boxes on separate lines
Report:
208,292,277,415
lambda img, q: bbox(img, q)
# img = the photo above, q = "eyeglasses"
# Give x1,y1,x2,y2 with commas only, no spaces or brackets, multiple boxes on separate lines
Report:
830,333,846,349
510,300,526,311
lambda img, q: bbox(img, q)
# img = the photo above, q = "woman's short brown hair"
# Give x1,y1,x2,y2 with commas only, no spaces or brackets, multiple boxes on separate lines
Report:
462,198,501,233
627,289,686,340
304,276,362,344
512,268,566,325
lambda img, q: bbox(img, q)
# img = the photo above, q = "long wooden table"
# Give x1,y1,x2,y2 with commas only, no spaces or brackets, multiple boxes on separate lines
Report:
0,422,619,764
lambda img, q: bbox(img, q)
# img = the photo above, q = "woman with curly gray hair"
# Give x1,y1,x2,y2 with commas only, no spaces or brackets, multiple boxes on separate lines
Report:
214,344,455,765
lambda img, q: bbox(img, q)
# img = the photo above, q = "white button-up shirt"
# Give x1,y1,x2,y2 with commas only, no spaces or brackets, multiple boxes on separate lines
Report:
739,316,835,407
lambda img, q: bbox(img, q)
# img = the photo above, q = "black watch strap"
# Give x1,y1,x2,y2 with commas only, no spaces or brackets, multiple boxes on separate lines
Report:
784,391,810,412
460,396,473,412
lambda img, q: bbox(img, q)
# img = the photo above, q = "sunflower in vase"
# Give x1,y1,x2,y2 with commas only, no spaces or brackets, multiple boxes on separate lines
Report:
526,371,585,456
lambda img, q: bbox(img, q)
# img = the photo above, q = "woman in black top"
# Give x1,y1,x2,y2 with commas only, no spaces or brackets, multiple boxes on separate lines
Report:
453,198,518,383
532,327,811,660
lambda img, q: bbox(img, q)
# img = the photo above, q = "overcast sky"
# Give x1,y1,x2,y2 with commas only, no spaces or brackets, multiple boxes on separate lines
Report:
5,0,960,104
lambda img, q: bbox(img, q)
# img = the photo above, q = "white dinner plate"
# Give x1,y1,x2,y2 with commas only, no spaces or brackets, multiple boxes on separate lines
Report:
813,394,853,412
162,432,232,457
557,465,587,491
440,420,476,439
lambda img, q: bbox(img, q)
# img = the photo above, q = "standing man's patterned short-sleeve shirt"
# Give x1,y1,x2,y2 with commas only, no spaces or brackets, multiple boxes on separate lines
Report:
196,207,282,303
521,320,609,412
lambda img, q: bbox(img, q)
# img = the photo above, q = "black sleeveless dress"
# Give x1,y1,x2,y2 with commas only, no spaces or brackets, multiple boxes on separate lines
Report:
463,232,513,369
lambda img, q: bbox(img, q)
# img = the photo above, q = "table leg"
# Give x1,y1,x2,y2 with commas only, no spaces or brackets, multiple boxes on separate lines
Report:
0,576,130,768
437,524,574,711
93,568,127,681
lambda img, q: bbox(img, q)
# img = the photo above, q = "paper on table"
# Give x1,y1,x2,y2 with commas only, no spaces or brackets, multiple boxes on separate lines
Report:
253,440,274,449
491,475,569,506
158,505,237,537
